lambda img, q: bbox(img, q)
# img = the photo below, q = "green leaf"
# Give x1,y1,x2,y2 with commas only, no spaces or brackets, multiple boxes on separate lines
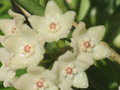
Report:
58,40,65,48
0,87,16,90
77,0,90,21
66,0,79,10
87,65,119,90
0,0,11,15
90,7,97,25
54,0,68,12
38,0,47,7
15,0,45,16
16,68,27,77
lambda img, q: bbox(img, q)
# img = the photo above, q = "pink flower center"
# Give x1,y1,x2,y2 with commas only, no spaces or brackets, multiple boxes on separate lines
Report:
11,27,17,33
66,67,73,75
24,45,31,53
83,41,91,48
50,23,56,29
36,81,44,88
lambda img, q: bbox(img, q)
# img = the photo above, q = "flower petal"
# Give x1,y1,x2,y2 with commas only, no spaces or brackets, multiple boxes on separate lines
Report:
20,24,37,39
8,9,25,28
0,19,18,35
3,36,23,52
28,16,45,32
59,79,72,90
0,65,15,87
0,48,12,64
93,44,111,60
45,1,62,18
14,74,35,90
72,72,88,88
87,26,105,43
58,51,75,62
77,53,94,65
72,22,86,39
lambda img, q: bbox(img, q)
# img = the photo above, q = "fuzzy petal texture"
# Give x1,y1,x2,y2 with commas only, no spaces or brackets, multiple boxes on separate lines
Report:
45,1,62,18
0,10,25,36
28,1,76,42
0,65,15,87
0,48,13,64
14,68,58,90
72,72,88,88
93,44,111,60
2,26,45,70
71,22,111,61
77,53,94,66
52,51,89,89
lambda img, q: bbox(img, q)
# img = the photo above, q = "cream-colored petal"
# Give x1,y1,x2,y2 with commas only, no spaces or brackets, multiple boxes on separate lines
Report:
72,22,86,39
45,1,62,18
3,36,23,52
72,72,88,88
70,38,80,55
0,65,15,87
27,66,45,75
75,60,90,71
20,24,37,39
14,70,58,90
0,35,3,42
0,19,18,35
58,51,75,62
8,9,25,28
46,80,58,90
8,43,44,70
87,26,105,43
118,86,120,90
40,70,57,83
93,44,111,60
28,16,45,32
0,48,11,64
14,74,35,90
8,55,29,70
59,79,72,90
77,53,94,65
51,61,61,81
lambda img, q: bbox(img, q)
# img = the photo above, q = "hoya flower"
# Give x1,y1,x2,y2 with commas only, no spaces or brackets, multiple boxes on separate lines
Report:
28,1,76,42
14,66,58,90
0,10,25,36
52,51,89,90
1,24,45,70
0,48,15,87
71,22,111,60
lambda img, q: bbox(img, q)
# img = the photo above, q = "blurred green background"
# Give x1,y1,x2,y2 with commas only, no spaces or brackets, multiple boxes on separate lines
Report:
0,0,120,90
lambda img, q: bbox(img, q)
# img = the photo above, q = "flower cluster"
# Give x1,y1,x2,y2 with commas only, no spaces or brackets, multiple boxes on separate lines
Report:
0,1,111,90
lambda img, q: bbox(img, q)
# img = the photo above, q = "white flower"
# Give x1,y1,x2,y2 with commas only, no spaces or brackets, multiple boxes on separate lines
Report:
0,10,25,36
14,66,58,90
0,48,15,87
52,51,89,90
28,1,76,42
1,24,45,70
118,86,120,90
71,22,111,60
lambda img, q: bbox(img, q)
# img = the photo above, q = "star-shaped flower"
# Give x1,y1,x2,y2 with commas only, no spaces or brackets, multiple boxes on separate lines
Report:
1,24,45,70
0,10,25,36
14,66,58,90
28,1,76,42
0,48,15,87
71,22,111,61
52,51,89,90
